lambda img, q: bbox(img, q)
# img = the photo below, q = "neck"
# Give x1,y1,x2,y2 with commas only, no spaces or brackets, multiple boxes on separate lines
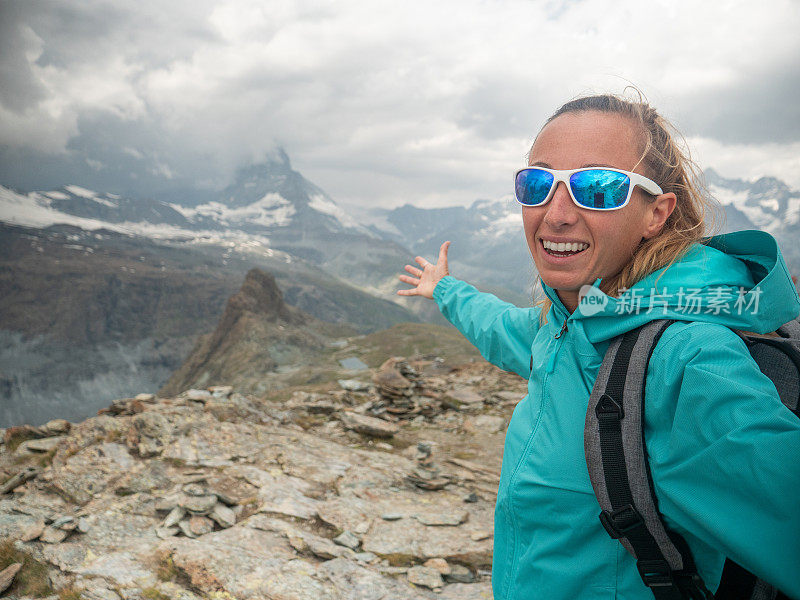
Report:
556,289,579,313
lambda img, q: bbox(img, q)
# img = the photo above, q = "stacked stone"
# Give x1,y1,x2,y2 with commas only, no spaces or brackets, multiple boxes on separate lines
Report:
155,479,239,539
371,357,443,419
405,441,452,491
19,514,91,544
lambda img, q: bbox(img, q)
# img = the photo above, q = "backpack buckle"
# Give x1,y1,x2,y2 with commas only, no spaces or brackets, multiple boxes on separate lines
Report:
595,393,624,420
598,504,644,539
636,559,674,587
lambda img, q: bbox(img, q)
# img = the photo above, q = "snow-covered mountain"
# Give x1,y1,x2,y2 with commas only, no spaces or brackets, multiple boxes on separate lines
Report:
0,151,413,298
706,168,800,233
704,168,800,275
2,158,798,301
0,150,370,239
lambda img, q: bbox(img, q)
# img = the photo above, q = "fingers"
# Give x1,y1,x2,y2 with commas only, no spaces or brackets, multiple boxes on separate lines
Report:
396,288,418,296
404,265,423,277
414,256,432,269
398,274,420,286
437,241,450,267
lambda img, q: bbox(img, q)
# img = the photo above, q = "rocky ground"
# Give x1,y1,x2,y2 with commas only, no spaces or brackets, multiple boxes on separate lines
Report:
0,355,526,599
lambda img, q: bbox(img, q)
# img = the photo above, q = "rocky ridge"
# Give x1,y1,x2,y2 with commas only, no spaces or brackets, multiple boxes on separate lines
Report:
0,355,526,599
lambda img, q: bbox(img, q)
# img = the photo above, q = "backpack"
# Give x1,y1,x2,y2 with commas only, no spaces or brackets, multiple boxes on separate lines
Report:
584,318,800,600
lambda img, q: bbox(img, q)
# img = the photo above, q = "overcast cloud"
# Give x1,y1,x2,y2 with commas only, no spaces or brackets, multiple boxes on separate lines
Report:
1,0,798,207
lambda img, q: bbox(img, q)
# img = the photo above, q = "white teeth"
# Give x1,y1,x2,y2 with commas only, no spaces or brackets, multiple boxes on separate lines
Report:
543,240,588,253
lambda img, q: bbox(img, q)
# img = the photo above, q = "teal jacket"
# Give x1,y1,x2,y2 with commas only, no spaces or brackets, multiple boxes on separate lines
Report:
432,231,800,599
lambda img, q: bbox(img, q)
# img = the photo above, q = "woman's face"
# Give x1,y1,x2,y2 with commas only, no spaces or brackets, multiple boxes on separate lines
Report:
523,111,667,312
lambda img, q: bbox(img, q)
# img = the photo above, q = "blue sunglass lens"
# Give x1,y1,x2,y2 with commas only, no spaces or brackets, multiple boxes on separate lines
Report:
516,169,554,206
569,170,630,209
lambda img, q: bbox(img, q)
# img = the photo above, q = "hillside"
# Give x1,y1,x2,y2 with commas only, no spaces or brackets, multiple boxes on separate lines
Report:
0,347,525,599
0,223,418,428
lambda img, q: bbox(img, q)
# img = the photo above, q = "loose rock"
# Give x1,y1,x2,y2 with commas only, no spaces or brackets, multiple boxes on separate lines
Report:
20,519,45,542
337,379,370,392
445,564,476,583
16,436,64,454
187,515,214,536
43,419,72,435
0,563,22,596
163,506,186,528
333,530,361,550
415,510,468,526
40,526,69,544
424,557,452,575
209,503,236,528
407,565,444,589
180,494,218,514
0,466,39,494
463,415,506,434
339,411,399,438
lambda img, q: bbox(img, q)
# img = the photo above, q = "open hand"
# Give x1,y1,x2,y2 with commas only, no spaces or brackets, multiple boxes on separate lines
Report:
397,241,450,299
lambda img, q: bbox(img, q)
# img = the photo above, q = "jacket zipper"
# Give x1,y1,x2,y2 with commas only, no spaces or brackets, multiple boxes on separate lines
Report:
554,318,569,339
546,318,569,373
508,314,569,597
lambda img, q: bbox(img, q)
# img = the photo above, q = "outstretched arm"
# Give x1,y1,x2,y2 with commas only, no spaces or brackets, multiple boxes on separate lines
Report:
398,241,539,378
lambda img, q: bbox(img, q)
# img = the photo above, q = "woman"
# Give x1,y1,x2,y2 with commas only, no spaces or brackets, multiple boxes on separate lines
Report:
398,95,800,599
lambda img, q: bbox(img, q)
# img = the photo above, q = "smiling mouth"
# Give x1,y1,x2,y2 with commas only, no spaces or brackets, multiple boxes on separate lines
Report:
541,239,589,257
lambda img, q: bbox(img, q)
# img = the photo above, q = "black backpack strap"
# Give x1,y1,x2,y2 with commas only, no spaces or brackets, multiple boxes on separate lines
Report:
740,318,800,416
585,320,713,600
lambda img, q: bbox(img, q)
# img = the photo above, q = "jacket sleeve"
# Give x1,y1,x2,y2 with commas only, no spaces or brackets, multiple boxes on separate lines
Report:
645,322,800,597
432,276,539,379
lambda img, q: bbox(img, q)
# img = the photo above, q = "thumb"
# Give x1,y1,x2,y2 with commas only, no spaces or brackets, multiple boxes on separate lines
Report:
437,241,450,267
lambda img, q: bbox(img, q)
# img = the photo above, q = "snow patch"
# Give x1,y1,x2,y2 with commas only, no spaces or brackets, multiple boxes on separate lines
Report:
760,198,780,213
709,183,781,231
180,193,296,227
65,185,98,199
44,191,70,200
708,185,747,207
786,198,800,226
0,186,114,231
309,193,365,231
93,196,119,208
485,210,523,237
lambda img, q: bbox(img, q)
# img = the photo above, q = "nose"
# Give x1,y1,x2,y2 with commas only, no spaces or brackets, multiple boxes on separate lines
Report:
543,181,579,229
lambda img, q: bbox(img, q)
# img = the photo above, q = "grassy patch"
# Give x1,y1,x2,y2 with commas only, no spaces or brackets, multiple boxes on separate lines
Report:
0,538,54,597
103,428,126,443
36,447,58,468
58,589,83,600
4,428,39,454
291,413,327,431
453,450,478,460
155,551,180,582
337,322,483,368
375,552,417,567
142,587,171,600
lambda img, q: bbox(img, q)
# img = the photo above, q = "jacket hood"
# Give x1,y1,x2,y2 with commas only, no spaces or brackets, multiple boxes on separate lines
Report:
542,230,800,343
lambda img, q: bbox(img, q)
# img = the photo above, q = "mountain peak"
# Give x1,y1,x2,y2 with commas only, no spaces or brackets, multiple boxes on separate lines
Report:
231,268,295,322
159,268,312,395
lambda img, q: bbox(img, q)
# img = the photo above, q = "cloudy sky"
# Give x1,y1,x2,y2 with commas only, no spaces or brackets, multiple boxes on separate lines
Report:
1,0,798,209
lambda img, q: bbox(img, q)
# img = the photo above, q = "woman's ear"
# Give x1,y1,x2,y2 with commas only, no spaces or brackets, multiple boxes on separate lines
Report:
643,192,677,239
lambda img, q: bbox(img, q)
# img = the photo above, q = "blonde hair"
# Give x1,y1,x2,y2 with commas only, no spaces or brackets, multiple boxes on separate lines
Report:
532,92,719,321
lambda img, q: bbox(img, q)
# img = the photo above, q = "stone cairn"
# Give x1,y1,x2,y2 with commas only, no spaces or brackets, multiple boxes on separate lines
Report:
369,358,444,420
155,478,240,539
405,441,453,491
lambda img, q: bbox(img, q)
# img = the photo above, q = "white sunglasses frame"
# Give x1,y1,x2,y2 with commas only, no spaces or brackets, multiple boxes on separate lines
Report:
514,166,664,211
